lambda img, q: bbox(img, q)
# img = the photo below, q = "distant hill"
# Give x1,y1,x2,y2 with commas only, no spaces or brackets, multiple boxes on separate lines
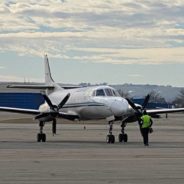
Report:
111,84,183,102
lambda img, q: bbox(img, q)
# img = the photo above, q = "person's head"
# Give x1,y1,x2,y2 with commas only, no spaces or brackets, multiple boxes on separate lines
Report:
143,110,147,115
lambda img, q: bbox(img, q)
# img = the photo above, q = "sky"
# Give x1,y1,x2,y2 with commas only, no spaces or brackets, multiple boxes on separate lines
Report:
0,0,184,87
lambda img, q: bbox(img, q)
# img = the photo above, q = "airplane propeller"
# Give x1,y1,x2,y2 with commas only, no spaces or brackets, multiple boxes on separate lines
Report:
126,94,150,117
35,93,70,135
42,93,70,112
142,94,150,110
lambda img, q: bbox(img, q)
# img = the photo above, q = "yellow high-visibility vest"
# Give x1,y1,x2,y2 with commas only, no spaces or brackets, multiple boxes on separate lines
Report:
141,115,151,128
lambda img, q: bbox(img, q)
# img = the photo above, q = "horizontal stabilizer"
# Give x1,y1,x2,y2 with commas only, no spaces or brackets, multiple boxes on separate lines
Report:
7,84,55,89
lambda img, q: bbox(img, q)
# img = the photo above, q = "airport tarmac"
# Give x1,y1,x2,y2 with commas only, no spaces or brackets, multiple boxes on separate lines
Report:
0,112,183,184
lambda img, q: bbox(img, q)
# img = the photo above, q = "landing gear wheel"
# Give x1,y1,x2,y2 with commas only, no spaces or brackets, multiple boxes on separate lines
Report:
106,135,110,143
42,133,46,142
119,121,128,143
37,133,41,142
123,134,128,142
106,121,115,144
118,134,123,142
111,135,115,143
106,135,115,144
118,133,128,143
37,133,46,142
37,121,47,142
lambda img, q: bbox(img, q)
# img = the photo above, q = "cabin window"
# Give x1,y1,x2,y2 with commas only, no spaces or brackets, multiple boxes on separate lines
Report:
96,89,105,96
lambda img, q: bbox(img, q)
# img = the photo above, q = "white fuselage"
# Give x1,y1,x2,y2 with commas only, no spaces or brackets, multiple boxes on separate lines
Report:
39,86,131,121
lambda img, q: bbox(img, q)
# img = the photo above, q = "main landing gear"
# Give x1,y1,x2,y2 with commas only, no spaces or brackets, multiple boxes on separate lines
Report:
106,121,128,144
37,121,46,142
106,121,115,144
37,119,57,142
118,121,128,143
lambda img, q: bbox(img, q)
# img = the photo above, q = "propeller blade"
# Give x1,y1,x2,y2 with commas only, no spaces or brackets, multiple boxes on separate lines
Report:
58,93,70,109
126,98,141,114
142,94,150,109
42,94,54,108
35,112,58,120
126,98,136,110
35,113,49,120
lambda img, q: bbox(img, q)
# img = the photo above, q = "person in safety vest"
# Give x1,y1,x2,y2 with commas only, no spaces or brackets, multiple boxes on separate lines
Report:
140,110,153,146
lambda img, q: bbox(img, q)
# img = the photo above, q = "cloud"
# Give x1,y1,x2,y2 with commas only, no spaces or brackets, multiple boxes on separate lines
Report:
0,32,184,64
128,74,143,78
0,0,184,65
0,66,5,69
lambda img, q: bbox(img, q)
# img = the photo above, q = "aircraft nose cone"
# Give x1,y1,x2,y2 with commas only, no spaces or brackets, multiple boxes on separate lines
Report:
110,99,128,116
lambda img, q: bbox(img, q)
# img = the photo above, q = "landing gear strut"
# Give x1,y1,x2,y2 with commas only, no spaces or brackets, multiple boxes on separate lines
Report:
52,119,56,136
106,121,115,144
118,121,128,143
37,121,46,142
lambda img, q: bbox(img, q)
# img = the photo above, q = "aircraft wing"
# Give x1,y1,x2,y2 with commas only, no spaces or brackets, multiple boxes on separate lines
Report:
0,106,79,120
0,106,40,115
123,107,184,123
146,108,184,115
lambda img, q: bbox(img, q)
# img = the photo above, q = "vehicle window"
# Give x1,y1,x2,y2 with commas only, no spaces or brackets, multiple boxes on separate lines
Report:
112,90,120,96
112,90,115,96
113,89,120,97
105,88,113,96
96,89,105,96
92,90,96,96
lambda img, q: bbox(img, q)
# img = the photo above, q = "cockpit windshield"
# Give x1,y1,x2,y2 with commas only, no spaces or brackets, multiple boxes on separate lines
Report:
96,89,105,96
112,89,120,97
93,88,120,97
105,88,113,96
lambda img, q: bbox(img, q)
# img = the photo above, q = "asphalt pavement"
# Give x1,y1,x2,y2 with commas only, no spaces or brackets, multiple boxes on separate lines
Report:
0,112,183,184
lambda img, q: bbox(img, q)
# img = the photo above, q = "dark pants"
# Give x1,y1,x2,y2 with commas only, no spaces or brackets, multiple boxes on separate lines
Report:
141,128,149,145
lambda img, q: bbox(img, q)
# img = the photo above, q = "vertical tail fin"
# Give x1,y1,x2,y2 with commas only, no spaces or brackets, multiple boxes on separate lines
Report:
6,55,62,92
44,54,62,91
44,54,54,85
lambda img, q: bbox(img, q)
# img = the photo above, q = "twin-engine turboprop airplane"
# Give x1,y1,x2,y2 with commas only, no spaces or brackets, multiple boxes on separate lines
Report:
1,55,184,143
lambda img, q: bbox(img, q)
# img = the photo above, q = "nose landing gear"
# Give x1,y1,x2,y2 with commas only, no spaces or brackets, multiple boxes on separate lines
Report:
106,121,128,144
